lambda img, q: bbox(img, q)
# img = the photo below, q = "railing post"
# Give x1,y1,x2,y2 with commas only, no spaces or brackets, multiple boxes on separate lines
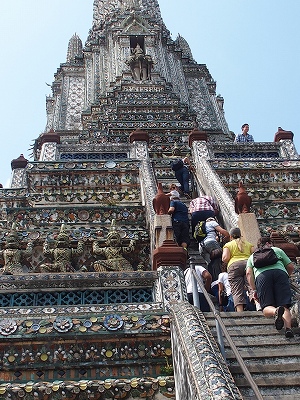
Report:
190,258,200,309
215,318,226,360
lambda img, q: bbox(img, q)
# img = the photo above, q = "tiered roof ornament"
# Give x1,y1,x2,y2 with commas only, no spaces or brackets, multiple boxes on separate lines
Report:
92,0,163,28
175,34,195,62
66,33,83,63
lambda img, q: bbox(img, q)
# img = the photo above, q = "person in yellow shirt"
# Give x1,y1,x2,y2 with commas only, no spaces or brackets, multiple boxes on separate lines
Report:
222,227,254,312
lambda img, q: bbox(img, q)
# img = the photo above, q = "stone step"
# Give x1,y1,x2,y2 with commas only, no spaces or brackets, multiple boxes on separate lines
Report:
203,310,300,398
242,389,300,400
234,373,300,387
225,344,300,360
222,335,300,348
244,396,300,400
229,361,300,374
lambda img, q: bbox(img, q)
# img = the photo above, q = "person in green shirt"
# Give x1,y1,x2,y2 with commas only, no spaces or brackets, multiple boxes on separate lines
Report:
246,236,295,338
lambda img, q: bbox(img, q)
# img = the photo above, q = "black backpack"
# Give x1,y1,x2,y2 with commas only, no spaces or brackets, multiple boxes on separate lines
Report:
171,159,184,171
252,247,279,268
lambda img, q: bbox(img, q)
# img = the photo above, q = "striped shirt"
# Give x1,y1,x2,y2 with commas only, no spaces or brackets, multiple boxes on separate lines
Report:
189,196,219,213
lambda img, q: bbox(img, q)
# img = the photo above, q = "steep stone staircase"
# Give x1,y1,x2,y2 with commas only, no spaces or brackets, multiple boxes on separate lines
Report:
205,310,300,399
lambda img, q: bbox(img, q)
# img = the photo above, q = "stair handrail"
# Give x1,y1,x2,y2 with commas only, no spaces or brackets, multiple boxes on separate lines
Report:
190,260,264,400
190,140,238,229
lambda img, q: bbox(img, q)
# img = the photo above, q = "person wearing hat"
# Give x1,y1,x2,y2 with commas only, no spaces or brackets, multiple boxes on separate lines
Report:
171,156,192,199
168,190,190,252
222,227,255,312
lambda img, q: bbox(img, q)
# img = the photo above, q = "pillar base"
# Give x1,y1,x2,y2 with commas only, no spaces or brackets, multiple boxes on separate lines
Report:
152,240,187,270
238,213,261,247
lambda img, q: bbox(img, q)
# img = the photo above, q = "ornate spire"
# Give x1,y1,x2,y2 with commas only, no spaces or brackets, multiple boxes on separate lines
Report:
92,0,162,29
175,34,195,62
66,33,83,63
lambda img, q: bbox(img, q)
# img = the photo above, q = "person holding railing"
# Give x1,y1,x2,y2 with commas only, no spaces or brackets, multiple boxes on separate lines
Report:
246,236,295,338
218,263,235,312
168,190,190,254
199,217,229,301
185,265,212,312
222,227,254,312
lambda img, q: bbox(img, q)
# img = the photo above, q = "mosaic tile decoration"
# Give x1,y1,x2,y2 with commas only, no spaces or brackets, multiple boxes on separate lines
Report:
170,302,243,400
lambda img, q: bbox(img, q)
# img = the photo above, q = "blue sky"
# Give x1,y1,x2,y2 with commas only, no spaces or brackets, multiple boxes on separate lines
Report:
0,0,299,187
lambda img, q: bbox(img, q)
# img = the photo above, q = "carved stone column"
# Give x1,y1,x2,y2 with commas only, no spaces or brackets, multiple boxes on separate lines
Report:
38,130,60,161
10,154,28,189
155,265,188,310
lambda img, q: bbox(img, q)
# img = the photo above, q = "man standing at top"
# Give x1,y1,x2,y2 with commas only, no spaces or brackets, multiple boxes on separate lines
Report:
234,123,254,143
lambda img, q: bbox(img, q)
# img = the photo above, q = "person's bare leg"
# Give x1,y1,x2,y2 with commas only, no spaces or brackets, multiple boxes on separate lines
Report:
235,304,244,312
283,308,292,329
263,305,292,330
262,305,276,318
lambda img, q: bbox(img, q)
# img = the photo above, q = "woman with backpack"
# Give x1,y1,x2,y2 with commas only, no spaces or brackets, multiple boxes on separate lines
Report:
199,217,229,300
246,236,295,338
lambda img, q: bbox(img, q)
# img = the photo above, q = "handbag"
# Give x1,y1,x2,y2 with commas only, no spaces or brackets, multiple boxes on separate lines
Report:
220,290,228,306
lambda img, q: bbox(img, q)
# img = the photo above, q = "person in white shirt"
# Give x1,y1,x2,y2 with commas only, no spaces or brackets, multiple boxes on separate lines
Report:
218,269,234,312
185,265,212,312
199,218,229,299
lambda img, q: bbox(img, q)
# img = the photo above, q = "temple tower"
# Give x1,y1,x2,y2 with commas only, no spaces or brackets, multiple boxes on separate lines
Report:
0,1,300,398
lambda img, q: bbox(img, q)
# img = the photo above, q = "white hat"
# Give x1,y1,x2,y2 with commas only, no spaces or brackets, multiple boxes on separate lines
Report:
170,190,180,199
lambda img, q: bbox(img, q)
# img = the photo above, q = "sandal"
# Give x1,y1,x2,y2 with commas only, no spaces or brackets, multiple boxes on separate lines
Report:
274,306,285,330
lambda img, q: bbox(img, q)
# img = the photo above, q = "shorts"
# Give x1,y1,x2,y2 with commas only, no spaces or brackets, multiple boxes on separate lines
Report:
172,220,190,247
228,260,250,308
255,268,292,310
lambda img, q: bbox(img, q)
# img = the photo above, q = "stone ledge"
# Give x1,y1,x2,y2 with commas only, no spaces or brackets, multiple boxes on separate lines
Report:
0,271,158,291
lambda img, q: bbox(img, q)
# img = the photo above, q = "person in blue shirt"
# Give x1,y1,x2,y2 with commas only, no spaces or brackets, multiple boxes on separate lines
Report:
172,156,192,198
168,190,190,251
234,123,254,143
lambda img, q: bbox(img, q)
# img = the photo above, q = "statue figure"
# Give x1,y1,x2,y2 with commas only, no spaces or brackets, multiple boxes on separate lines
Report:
153,182,170,215
0,225,33,275
235,181,252,214
92,220,135,272
125,44,154,81
39,224,84,273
